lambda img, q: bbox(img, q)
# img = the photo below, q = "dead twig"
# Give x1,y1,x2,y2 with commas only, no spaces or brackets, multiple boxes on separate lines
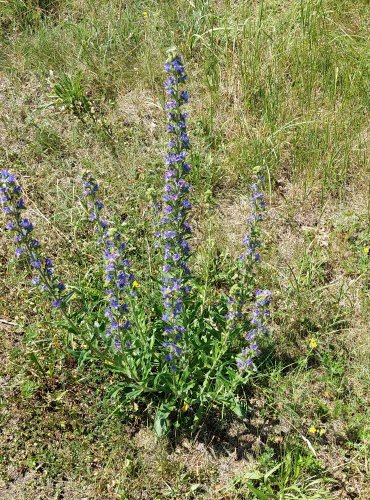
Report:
0,318,17,326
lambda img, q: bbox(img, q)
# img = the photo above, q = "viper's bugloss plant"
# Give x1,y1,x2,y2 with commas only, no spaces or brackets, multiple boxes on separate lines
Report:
159,52,192,367
81,172,135,352
0,169,66,309
226,177,272,369
1,50,272,436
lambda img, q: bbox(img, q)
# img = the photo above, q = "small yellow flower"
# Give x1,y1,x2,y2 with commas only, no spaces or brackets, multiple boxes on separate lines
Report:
104,359,113,366
319,428,326,435
363,247,369,254
143,11,148,17
181,401,189,413
308,426,317,434
132,280,140,288
309,337,318,349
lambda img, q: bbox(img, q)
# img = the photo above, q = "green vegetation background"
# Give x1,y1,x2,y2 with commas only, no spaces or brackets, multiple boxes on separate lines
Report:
0,0,369,498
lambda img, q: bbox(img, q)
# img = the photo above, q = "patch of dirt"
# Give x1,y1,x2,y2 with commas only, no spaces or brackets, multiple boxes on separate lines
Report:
133,427,157,452
0,472,96,500
317,447,370,500
116,89,162,136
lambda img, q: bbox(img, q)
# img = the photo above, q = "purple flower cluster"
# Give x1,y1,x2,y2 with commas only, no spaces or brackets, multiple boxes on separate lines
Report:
1,170,65,308
225,293,244,330
224,175,272,370
157,51,192,365
227,177,267,330
82,173,103,222
240,177,266,270
82,173,134,351
237,289,272,370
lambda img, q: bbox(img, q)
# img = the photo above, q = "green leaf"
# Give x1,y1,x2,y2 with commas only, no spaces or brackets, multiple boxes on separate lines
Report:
229,399,248,418
28,352,46,375
264,462,282,480
246,482,275,500
154,403,174,437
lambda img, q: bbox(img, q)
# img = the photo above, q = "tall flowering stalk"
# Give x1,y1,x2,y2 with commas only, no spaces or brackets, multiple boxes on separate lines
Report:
1,170,66,308
226,175,272,369
81,173,135,352
157,50,192,365
227,177,266,329
237,289,272,370
240,178,266,272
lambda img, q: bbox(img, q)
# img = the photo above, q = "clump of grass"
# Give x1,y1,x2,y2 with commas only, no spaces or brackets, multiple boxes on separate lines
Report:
230,442,333,499
48,73,114,141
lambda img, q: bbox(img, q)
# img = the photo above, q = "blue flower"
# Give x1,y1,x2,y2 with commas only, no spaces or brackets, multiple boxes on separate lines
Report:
1,170,67,310
15,247,24,258
224,175,272,371
158,51,194,366
81,172,135,352
237,289,272,371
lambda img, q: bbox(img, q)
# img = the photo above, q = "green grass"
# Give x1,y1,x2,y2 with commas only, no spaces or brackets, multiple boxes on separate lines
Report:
0,0,369,498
